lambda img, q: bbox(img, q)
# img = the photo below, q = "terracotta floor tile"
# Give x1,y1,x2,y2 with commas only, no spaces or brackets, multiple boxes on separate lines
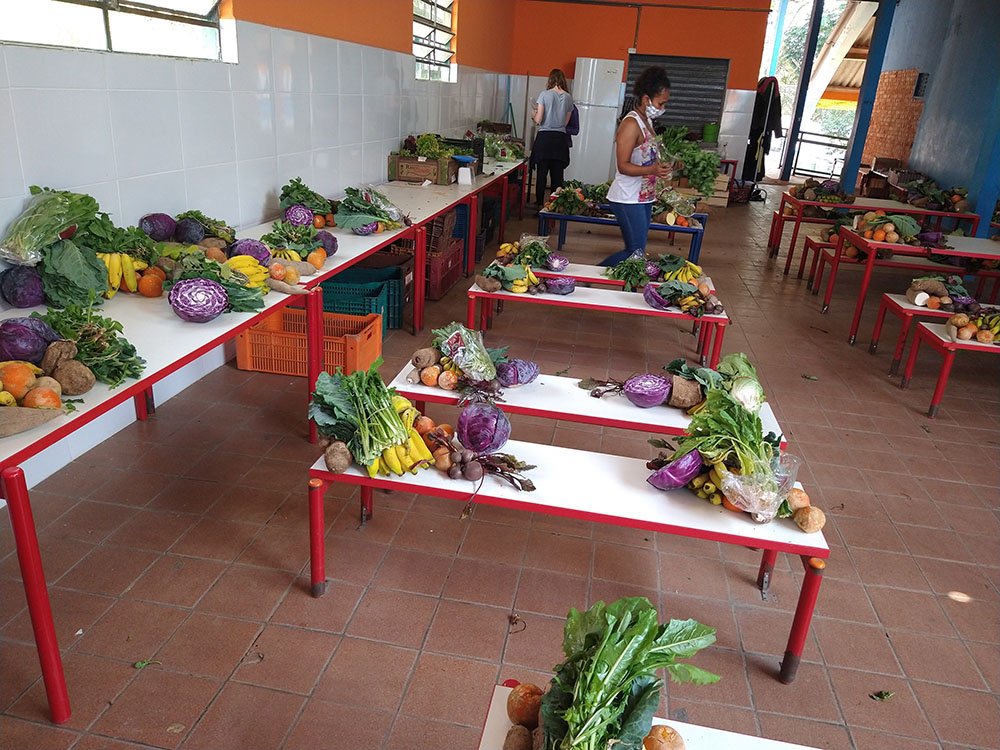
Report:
182,682,303,750
203,485,290,525
36,462,112,499
911,680,1000,747
391,511,467,556
197,565,296,622
384,714,483,750
592,542,659,589
75,599,188,662
814,619,901,674
656,533,722,559
63,734,151,749
813,578,878,624
442,558,519,608
0,716,78,750
313,638,418,711
145,477,222,515
591,522,657,548
231,623,338,694
0,641,42,712
0,587,114,648
328,504,405,543
897,524,974,563
848,728,942,750
346,588,438,649
665,699,760,736
523,530,593,575
587,577,663,614
56,545,157,597
125,555,226,608
827,667,936,740
459,520,529,566
92,669,221,748
737,606,822,663
106,510,197,552
514,568,588,618
424,599,510,662
400,652,498,725
746,657,841,722
866,585,957,636
234,525,309,573
889,630,987,689
46,501,137,544
283,699,394,750
269,577,363,633
235,457,308,495
8,651,134,730
662,593,740,651
667,647,752,708
659,551,730,601
966,639,1000,693
154,614,261,679
322,536,389,585
725,561,802,612
756,713,853,749
833,515,908,553
847,548,930,591
530,513,593,539
501,612,565,672
939,595,1000,644
372,547,453,596
168,518,261,562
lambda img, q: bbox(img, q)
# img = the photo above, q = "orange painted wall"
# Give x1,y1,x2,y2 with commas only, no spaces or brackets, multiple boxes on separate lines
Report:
455,0,516,71
231,0,411,54
510,0,769,89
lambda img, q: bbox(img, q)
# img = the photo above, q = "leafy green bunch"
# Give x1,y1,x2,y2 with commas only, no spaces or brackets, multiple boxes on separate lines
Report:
542,597,718,750
333,187,404,231
279,177,332,214
176,210,235,244
75,213,158,264
605,257,650,292
260,221,321,253
672,389,774,474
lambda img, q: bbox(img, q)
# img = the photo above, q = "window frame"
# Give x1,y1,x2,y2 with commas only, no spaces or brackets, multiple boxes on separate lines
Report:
413,0,457,83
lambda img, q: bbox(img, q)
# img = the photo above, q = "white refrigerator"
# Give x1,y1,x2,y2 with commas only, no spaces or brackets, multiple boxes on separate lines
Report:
565,57,625,185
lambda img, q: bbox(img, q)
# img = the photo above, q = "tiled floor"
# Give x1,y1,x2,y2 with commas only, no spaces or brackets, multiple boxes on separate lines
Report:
2,188,999,749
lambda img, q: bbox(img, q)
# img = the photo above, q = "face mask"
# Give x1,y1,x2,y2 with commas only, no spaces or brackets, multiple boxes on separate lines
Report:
646,103,665,119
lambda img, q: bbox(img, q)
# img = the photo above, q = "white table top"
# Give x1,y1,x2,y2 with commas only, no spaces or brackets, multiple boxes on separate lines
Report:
310,439,828,557
388,364,784,445
884,293,953,315
1,285,298,467
468,281,729,323
928,234,1000,260
478,686,821,750
786,193,977,219
535,262,621,284
921,321,1000,351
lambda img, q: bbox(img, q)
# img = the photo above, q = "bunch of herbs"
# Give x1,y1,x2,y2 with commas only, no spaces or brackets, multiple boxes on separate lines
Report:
278,177,332,215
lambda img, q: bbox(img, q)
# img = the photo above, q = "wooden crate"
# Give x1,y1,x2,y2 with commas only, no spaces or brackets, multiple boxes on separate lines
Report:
388,154,458,185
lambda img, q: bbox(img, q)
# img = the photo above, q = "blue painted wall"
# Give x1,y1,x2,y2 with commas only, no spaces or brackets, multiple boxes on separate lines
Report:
881,0,952,73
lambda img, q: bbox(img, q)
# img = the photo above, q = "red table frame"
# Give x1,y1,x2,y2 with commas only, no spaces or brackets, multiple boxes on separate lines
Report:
305,470,826,684
900,323,1000,417
767,193,980,263
869,293,953,375
465,288,728,368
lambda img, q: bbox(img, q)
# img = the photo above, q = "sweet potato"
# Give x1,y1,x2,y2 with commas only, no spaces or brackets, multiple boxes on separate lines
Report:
411,347,441,369
475,274,502,293
0,405,62,438
265,277,309,295
503,726,531,750
910,278,948,296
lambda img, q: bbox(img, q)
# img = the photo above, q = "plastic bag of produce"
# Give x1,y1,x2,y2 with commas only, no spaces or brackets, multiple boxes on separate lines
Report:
718,454,801,523
431,322,497,382
0,188,99,266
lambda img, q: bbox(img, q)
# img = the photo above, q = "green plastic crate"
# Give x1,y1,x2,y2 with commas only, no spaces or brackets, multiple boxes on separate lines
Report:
333,262,411,330
319,280,388,334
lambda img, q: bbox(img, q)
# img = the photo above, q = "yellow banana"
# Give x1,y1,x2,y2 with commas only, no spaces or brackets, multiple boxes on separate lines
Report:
132,258,148,271
382,446,403,475
400,407,419,431
392,395,413,413
526,269,539,285
395,444,412,471
408,430,433,462
0,361,44,374
108,252,123,293
121,254,138,293
366,459,380,478
0,391,16,406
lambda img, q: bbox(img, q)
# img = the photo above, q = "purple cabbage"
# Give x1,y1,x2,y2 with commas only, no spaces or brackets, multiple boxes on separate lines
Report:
168,278,228,323
0,317,61,363
316,230,338,257
820,179,840,193
647,450,704,491
496,358,539,388
623,373,672,408
228,238,271,264
174,217,206,244
0,266,46,308
284,204,314,227
545,276,575,295
545,253,570,272
917,231,944,246
352,221,379,236
645,261,661,281
456,403,511,455
139,213,176,241
643,283,670,310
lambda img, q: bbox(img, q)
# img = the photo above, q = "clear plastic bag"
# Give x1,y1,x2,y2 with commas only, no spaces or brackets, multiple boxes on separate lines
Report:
434,322,497,382
0,191,94,266
719,454,801,524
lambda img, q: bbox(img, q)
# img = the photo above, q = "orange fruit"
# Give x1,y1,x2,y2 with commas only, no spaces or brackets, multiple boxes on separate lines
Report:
313,214,326,228
269,262,287,281
721,495,743,513
325,213,336,226
137,274,163,297
872,229,887,242
0,362,37,401
875,209,886,216
22,386,61,409
144,266,167,282
306,250,326,270
863,229,874,239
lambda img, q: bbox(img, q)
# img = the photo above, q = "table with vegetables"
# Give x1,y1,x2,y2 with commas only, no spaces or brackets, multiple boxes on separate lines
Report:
821,224,1000,344
767,182,981,267
307,324,829,688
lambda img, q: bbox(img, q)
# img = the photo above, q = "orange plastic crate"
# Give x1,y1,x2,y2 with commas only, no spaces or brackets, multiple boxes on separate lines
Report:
235,307,382,377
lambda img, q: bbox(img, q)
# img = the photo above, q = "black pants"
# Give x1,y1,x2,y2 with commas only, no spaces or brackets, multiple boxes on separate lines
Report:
535,160,565,207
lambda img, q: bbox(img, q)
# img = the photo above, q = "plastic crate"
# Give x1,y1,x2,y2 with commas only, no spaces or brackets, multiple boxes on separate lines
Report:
334,255,415,330
235,308,382,377
319,279,389,334
427,238,464,300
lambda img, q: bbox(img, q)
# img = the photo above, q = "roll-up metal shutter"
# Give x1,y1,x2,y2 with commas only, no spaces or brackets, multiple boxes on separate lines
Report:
625,54,729,134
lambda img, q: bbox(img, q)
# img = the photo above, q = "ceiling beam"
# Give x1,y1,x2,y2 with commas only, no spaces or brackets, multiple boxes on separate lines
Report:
844,46,869,60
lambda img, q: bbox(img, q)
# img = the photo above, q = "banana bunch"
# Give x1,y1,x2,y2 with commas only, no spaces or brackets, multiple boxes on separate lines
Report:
509,266,541,294
272,248,302,263
96,253,149,297
687,463,729,505
438,356,462,375
225,256,269,288
365,395,434,477
972,312,1000,336
497,242,519,259
676,293,706,314
662,260,702,283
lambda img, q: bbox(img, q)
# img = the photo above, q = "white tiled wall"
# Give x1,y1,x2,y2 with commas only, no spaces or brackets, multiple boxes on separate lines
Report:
0,21,511,235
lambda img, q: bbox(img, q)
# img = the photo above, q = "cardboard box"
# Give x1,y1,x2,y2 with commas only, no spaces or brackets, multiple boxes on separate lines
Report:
388,154,459,185
704,196,729,207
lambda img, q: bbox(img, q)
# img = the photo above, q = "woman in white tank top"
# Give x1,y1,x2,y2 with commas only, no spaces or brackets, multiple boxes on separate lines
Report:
599,67,673,267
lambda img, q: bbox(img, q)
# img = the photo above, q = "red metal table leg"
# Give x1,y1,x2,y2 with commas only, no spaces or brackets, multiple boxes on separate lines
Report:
779,556,825,684
783,234,797,276
308,478,327,597
708,323,726,368
889,312,913,376
807,243,824,291
466,294,478,329
785,214,803,264
306,289,323,444
132,390,149,421
900,328,923,389
414,226,427,332
821,235,843,312
480,298,490,330
360,485,374,523
927,349,955,418
869,295,890,353
796,239,811,279
757,548,778,593
848,245,877,344
1,467,71,724
499,175,509,244
466,195,479,277
519,163,527,220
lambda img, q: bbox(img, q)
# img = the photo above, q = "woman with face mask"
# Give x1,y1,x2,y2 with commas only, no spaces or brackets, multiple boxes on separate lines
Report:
599,66,673,266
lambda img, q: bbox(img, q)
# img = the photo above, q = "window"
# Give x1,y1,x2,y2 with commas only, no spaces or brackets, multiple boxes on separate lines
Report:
413,0,456,83
0,0,229,62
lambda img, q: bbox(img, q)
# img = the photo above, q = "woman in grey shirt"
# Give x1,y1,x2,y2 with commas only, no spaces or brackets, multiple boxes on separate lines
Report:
531,69,574,209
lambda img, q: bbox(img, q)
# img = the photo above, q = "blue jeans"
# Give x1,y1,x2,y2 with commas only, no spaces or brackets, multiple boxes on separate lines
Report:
599,201,653,266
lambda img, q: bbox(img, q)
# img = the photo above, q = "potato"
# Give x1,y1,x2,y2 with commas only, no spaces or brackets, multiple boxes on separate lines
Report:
323,441,352,473
507,683,544,729
786,487,810,511
503,725,532,750
644,725,686,750
957,324,978,341
949,313,970,328
794,506,826,533
532,726,544,750
52,360,96,396
33,376,62,397
40,340,78,376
